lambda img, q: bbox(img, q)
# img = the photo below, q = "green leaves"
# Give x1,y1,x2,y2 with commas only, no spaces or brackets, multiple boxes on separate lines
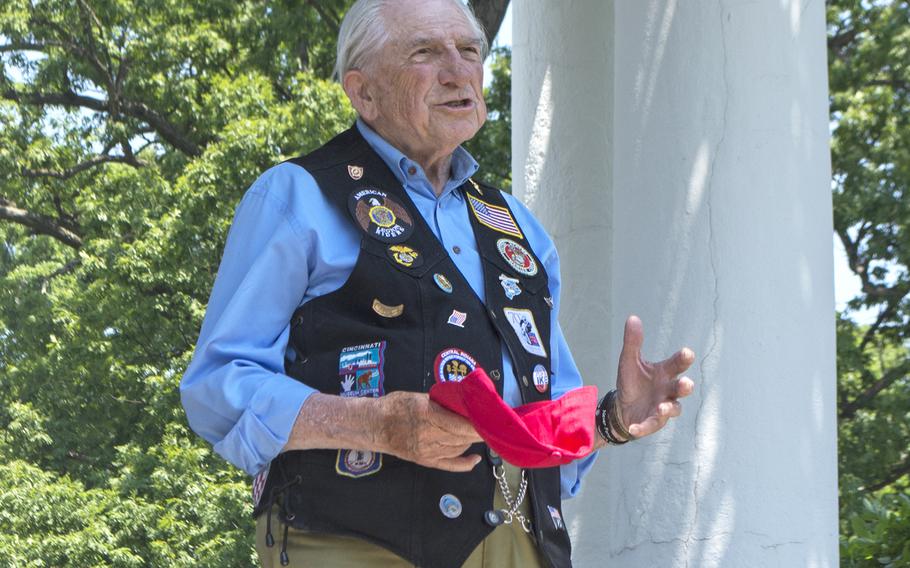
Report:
829,1,910,561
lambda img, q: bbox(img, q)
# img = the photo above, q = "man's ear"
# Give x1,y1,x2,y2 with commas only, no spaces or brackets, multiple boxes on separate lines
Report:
343,70,378,121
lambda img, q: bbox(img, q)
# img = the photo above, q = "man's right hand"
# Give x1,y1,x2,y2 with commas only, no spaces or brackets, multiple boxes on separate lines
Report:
375,391,483,472
282,391,482,473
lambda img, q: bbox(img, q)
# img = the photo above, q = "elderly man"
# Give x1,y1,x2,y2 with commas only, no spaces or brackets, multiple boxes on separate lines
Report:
181,0,694,566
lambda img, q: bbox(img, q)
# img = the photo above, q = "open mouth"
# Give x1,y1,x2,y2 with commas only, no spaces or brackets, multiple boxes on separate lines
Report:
442,98,473,109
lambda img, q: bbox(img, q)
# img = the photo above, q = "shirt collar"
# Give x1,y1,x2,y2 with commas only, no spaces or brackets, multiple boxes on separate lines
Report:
356,118,479,200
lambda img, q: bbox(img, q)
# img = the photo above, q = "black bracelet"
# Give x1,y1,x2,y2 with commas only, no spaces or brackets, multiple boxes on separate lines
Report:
595,390,629,445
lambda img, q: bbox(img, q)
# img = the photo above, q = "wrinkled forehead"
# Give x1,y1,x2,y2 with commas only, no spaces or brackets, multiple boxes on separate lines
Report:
382,0,482,49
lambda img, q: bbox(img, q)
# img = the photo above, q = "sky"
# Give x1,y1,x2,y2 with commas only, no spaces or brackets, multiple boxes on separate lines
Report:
486,5,872,324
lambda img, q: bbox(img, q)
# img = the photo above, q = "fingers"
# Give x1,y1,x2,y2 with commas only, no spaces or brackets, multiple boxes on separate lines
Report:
662,347,695,375
676,376,695,398
426,453,482,473
428,401,483,443
619,315,644,364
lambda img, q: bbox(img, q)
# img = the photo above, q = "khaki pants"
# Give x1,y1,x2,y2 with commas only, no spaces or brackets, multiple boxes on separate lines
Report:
256,464,547,568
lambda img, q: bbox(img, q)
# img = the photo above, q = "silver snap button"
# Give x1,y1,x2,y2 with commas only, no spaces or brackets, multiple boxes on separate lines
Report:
490,369,501,380
452,245,462,254
521,375,529,387
440,494,462,519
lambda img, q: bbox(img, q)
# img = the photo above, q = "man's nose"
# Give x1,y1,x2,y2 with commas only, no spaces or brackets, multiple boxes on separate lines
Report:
438,49,474,87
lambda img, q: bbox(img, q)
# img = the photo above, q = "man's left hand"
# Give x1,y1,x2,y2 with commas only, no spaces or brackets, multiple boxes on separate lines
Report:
615,315,696,440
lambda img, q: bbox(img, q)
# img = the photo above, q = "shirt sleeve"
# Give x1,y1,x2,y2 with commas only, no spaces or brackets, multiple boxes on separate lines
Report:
179,165,320,476
503,193,600,499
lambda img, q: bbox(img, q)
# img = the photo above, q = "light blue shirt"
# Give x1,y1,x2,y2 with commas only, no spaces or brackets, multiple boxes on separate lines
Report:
180,120,597,498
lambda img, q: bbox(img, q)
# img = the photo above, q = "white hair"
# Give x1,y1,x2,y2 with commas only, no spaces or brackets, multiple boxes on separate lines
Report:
333,0,489,81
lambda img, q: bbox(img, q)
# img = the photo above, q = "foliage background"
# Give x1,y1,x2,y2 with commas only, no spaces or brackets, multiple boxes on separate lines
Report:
0,0,907,566
0,1,511,565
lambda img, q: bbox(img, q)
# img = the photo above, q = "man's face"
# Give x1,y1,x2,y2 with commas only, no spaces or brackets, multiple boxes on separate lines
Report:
349,0,487,160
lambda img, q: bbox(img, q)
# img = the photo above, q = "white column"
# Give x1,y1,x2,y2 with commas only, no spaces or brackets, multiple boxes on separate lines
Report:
513,1,839,567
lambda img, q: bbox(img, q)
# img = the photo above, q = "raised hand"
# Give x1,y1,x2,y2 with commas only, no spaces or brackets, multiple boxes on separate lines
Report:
615,315,695,440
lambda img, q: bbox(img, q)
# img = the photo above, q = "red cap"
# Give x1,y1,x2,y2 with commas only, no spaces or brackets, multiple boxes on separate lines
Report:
429,368,598,468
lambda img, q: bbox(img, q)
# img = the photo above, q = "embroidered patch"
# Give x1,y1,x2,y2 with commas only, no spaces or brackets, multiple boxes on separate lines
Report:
372,299,403,318
547,505,565,531
446,309,467,328
503,308,547,358
252,465,270,507
348,188,414,243
434,273,453,293
532,364,549,393
499,273,522,300
467,194,523,239
336,449,382,478
387,244,423,268
433,348,478,383
339,341,386,398
496,239,538,277
348,165,364,180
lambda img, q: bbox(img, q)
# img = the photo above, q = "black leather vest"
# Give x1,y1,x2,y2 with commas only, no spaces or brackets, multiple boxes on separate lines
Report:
256,126,573,568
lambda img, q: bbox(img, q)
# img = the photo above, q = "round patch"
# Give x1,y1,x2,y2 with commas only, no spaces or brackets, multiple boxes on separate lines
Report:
496,239,538,276
433,273,453,293
348,188,414,243
387,244,424,268
433,348,478,383
369,205,396,228
532,364,549,393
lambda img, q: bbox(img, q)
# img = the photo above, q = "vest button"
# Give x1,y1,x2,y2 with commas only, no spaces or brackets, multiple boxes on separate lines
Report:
439,494,462,519
484,509,506,527
452,245,461,254
521,375,529,387
489,369,501,381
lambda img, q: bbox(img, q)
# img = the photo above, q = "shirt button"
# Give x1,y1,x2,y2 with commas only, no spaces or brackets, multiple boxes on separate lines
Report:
440,494,462,519
408,166,417,175
452,245,461,254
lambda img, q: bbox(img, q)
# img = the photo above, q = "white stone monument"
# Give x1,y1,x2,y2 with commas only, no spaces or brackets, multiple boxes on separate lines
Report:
512,1,839,566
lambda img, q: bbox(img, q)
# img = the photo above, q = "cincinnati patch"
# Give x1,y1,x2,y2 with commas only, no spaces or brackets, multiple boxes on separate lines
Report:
503,308,547,358
433,348,478,383
348,188,414,243
339,341,386,398
496,239,538,277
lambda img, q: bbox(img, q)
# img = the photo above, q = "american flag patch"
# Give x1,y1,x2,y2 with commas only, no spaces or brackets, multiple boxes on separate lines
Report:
447,309,467,327
252,465,270,506
467,194,523,239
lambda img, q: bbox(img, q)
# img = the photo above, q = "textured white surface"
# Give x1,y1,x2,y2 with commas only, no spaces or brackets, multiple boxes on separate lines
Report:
513,1,839,566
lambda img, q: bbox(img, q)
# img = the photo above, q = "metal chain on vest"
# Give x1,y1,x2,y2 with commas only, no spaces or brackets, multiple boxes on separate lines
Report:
493,465,532,533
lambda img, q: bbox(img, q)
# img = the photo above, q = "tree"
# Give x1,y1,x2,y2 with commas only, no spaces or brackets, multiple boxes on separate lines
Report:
0,0,511,564
827,0,910,565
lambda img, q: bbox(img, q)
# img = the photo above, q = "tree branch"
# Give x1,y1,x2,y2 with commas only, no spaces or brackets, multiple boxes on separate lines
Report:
306,1,340,36
865,458,910,493
839,359,910,421
470,0,510,49
2,88,202,157
21,153,146,180
0,197,83,248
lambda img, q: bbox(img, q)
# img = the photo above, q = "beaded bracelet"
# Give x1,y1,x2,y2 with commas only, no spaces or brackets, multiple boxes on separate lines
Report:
595,390,629,445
